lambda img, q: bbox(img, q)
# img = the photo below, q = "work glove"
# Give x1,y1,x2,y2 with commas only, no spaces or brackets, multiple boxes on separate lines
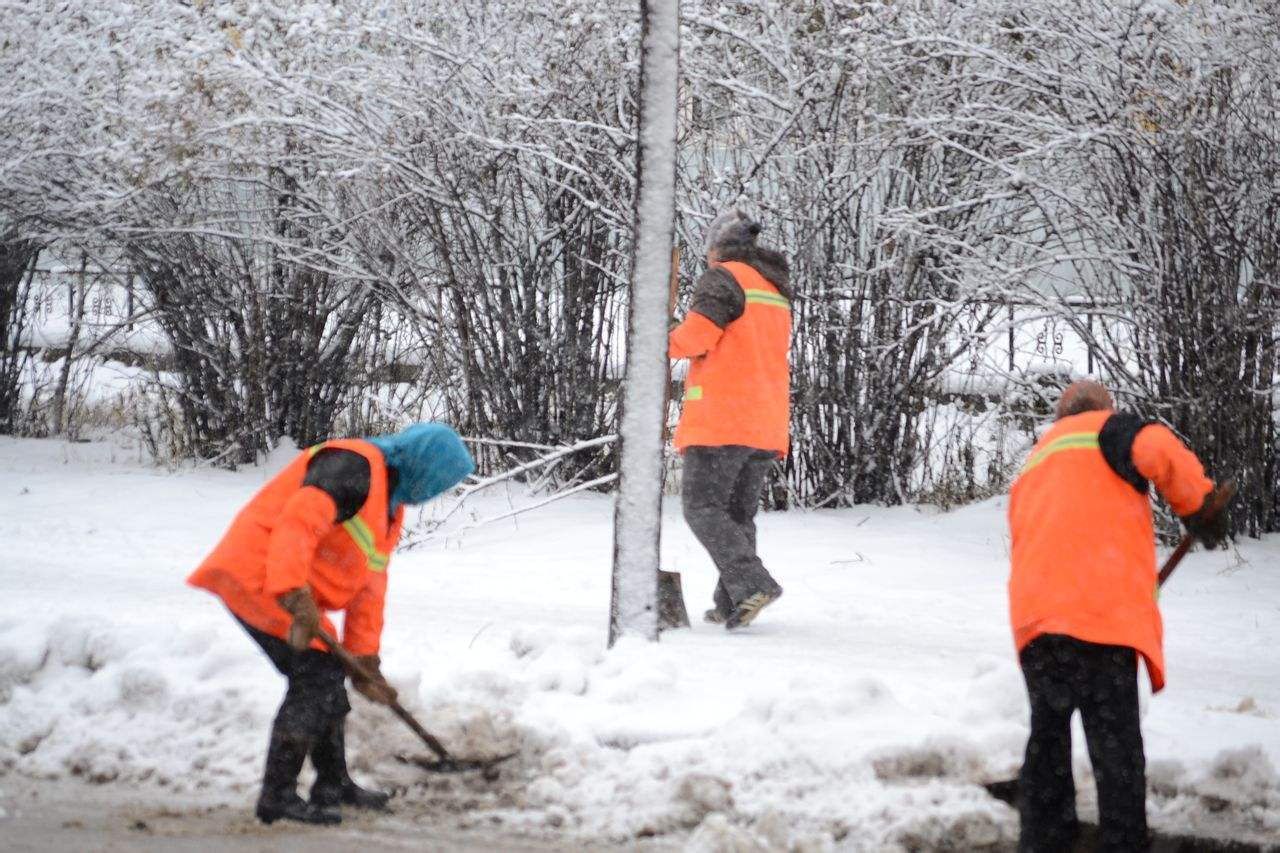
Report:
351,654,399,706
276,586,322,651
1181,496,1230,550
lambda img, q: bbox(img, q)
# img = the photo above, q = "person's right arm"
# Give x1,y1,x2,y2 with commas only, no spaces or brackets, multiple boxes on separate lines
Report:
1131,425,1213,517
1130,424,1226,546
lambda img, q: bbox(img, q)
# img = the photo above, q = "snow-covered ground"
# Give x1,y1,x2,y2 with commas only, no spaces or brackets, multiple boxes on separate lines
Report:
1,436,1278,850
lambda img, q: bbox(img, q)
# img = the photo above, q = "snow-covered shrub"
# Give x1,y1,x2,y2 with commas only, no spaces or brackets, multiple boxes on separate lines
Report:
2,0,1277,518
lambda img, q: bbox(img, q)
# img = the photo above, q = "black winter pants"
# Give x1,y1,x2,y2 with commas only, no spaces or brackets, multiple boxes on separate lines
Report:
681,445,782,615
1018,634,1148,853
237,618,351,738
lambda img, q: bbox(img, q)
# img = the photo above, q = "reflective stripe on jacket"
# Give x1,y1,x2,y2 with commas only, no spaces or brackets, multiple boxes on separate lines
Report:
187,438,404,655
669,261,791,455
1007,410,1212,692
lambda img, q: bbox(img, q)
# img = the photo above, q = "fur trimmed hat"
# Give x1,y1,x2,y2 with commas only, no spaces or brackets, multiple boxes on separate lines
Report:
704,208,762,253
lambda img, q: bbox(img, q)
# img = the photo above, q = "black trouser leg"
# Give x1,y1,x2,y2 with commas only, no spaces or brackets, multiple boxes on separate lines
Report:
682,445,781,609
1077,644,1148,852
1018,636,1081,853
310,717,350,792
1018,634,1148,853
260,727,312,800
310,717,392,810
247,621,351,744
236,617,348,824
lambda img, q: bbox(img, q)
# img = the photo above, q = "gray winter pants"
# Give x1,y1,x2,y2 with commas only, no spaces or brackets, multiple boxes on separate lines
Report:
681,445,783,615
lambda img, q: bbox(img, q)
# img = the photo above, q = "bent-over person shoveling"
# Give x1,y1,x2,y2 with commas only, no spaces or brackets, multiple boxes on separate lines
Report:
187,423,474,826
1006,380,1231,852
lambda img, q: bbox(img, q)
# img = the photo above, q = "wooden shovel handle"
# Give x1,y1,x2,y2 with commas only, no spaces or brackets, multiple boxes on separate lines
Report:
315,629,452,761
662,246,680,440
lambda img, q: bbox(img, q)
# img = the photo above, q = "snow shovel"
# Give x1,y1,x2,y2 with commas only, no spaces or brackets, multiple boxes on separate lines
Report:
315,629,517,778
658,570,691,631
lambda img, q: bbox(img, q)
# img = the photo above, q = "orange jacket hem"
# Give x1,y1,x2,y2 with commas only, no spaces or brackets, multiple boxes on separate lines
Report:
1013,618,1165,693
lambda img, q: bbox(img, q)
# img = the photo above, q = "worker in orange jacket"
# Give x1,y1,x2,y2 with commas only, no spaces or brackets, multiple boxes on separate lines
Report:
188,423,473,826
669,208,791,630
1007,381,1228,852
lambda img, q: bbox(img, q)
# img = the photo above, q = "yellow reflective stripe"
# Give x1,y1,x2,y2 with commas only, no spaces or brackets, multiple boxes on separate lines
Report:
307,443,326,458
744,289,790,309
341,516,389,573
685,385,703,401
1020,432,1100,475
343,515,375,549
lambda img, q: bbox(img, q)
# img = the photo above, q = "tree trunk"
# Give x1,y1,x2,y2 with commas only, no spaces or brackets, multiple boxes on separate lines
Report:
0,236,39,433
608,0,679,647
52,251,88,436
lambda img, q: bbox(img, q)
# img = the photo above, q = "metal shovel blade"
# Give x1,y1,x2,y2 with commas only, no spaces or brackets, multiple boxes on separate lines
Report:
396,751,519,779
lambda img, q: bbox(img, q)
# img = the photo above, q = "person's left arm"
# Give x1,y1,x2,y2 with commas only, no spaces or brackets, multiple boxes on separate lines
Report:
343,571,386,656
342,571,398,704
1131,424,1213,516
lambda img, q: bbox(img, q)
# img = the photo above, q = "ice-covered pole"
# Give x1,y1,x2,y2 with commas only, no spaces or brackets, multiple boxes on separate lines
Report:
608,0,680,647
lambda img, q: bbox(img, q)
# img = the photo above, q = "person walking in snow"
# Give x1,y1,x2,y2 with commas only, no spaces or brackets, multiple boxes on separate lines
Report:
188,423,474,826
1007,380,1228,852
669,208,791,630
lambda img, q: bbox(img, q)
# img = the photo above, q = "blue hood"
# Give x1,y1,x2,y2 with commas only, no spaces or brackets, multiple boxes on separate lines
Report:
365,423,475,513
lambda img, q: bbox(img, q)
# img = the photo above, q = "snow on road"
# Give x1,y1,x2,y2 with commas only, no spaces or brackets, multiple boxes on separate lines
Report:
1,436,1278,849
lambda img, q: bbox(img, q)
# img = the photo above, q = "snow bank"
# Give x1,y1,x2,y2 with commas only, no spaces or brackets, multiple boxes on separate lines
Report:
1149,748,1280,842
3,603,1278,848
0,617,268,792
0,613,1023,846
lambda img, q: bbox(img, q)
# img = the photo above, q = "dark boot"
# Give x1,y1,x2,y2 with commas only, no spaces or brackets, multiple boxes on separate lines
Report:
309,718,391,811
256,729,342,826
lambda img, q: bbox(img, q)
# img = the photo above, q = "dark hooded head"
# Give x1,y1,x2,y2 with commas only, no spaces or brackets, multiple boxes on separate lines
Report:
365,423,475,512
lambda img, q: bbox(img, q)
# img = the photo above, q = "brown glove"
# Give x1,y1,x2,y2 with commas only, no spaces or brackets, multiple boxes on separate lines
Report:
1181,495,1230,550
351,654,398,706
276,587,321,651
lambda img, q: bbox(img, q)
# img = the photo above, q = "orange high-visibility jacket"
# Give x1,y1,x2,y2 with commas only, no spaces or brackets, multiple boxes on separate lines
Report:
188,439,403,655
668,261,791,455
1008,409,1213,692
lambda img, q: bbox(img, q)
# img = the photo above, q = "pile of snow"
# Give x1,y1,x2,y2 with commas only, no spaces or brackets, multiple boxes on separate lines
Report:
0,615,1024,848
2,437,1278,848
1150,748,1280,842
0,617,269,792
